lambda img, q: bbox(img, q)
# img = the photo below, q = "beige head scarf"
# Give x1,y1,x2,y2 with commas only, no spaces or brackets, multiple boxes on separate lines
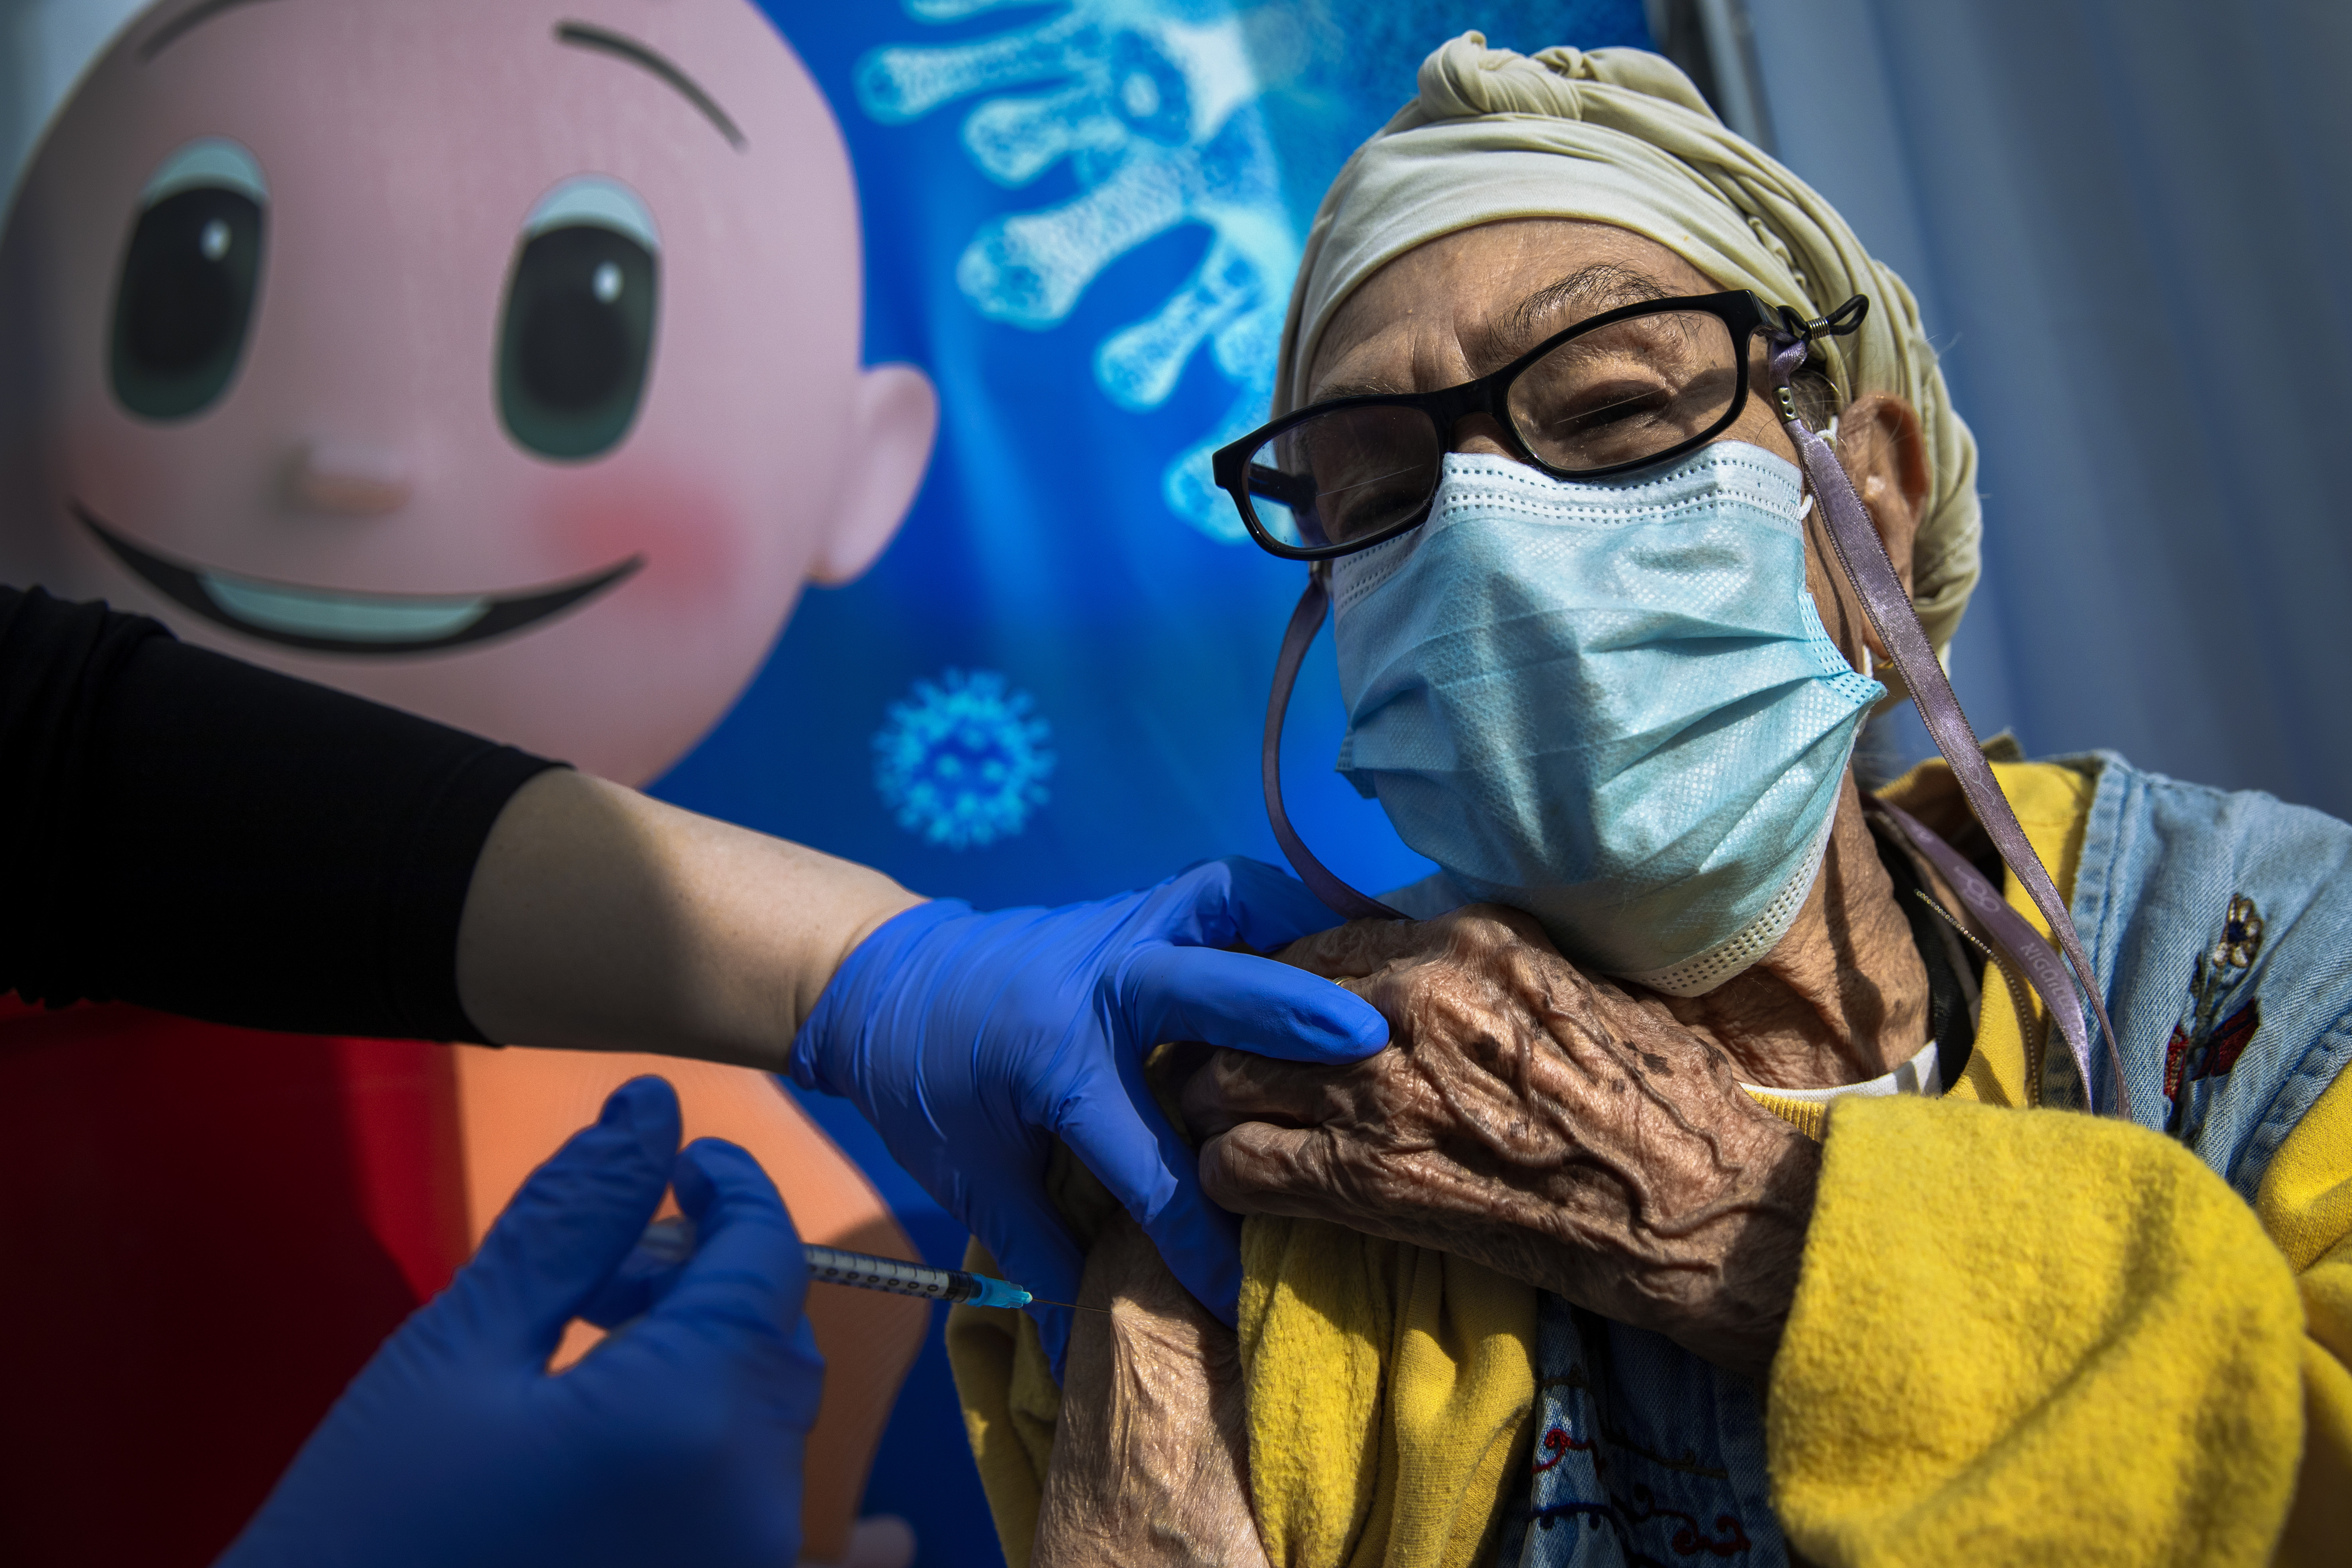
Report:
1275,34,1981,656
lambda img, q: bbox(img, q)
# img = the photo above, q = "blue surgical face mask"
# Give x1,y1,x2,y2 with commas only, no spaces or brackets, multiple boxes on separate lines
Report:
1329,442,1884,996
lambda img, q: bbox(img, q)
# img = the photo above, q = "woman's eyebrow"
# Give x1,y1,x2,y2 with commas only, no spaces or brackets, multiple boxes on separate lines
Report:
1312,377,1413,402
554,20,745,150
1470,263,1670,369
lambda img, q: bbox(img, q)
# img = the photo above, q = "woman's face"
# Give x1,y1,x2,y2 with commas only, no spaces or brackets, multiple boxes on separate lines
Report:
1306,218,1916,664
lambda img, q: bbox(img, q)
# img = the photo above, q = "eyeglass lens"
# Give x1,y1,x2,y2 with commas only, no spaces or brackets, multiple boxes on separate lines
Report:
1247,308,1745,550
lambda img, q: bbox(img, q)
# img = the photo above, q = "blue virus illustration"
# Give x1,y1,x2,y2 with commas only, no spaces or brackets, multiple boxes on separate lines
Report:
873,669,1058,849
856,0,1297,543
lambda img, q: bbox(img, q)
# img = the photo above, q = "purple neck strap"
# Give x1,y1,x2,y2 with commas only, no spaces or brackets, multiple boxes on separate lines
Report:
1262,562,1403,921
1763,332,2125,1115
1255,333,2126,1115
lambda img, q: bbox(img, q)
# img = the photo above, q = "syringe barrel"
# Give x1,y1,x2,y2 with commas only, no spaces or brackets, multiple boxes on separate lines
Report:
802,1244,976,1303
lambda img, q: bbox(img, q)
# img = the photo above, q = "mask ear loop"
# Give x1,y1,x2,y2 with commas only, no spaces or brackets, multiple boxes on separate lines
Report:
1263,560,1404,921
1766,312,2129,1117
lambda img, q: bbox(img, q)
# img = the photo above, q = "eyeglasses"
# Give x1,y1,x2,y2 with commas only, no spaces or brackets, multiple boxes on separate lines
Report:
1213,289,1852,562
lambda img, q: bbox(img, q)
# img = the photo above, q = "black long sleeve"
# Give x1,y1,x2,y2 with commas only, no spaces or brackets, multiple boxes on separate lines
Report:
0,586,561,1041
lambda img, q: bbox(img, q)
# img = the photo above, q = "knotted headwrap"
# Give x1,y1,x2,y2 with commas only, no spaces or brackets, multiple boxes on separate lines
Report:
1275,33,1981,657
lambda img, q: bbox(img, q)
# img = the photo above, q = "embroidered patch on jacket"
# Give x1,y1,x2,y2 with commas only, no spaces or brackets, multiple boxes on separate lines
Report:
1526,1413,1751,1558
2165,896,2264,1108
1528,1485,1753,1558
1524,1349,1763,1565
2165,1000,2260,1099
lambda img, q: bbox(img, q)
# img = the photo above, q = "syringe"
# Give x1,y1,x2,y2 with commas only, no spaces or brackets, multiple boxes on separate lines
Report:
636,1219,1036,1311
801,1243,1034,1311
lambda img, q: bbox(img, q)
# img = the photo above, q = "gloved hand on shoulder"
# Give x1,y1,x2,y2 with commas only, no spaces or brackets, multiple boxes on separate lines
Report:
789,856,1387,1375
217,1076,821,1568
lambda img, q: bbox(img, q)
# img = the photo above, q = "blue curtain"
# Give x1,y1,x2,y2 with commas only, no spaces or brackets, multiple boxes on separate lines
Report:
1751,0,2352,819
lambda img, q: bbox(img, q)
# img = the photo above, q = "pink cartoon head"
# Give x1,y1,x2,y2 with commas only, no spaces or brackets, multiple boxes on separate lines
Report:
0,0,936,785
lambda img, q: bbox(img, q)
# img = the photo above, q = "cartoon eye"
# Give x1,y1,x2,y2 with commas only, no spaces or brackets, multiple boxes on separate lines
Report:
496,176,660,461
110,138,268,420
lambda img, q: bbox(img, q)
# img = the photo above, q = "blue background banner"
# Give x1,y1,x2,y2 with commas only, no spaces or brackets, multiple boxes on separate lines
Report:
665,1,1649,915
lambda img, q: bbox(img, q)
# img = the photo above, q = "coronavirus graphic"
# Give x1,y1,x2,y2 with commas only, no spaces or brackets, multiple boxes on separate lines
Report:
856,0,1296,542
872,669,1058,849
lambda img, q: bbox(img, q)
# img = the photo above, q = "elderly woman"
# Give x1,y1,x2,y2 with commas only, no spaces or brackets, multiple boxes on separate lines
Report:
949,35,2352,1568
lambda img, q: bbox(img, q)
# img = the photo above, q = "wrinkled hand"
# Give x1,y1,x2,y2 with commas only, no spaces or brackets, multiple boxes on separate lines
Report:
219,1078,822,1568
1183,907,1819,1377
789,858,1387,1377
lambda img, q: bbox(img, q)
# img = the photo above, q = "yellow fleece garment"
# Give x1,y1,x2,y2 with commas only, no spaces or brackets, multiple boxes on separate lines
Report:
942,1240,1060,1568
1770,1093,2308,1565
948,759,2352,1565
2254,1059,2352,1566
1234,1221,1535,1568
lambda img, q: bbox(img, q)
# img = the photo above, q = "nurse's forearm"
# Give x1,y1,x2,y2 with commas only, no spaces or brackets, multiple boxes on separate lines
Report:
453,769,927,1068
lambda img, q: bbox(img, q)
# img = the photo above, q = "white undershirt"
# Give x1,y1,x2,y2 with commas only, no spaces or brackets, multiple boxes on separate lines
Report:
1739,1035,1943,1103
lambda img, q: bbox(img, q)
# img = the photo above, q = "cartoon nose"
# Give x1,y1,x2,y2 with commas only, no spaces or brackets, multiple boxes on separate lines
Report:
287,441,412,516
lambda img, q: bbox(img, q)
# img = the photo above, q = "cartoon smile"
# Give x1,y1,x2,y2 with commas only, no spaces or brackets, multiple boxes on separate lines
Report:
76,503,641,655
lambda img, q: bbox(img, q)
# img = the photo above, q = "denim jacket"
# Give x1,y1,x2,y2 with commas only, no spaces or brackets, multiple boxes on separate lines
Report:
1418,752,2352,1568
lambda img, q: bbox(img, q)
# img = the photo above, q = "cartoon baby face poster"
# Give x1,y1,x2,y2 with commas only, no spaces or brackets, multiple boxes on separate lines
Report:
0,0,936,787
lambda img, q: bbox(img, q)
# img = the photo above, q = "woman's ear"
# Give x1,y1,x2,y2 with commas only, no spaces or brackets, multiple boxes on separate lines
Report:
808,363,938,586
1838,392,1928,600
1807,391,1929,666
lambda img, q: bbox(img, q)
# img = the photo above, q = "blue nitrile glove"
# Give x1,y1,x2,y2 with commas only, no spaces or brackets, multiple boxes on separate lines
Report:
216,1077,822,1568
789,856,1388,1375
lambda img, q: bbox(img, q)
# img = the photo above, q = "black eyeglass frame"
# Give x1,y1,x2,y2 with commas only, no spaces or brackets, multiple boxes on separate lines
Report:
1213,288,1861,562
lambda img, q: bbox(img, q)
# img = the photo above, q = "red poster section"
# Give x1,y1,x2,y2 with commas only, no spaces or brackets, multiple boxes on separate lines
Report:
0,998,470,1564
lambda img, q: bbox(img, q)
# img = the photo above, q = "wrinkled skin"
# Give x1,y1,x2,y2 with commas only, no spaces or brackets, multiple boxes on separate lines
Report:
1186,907,1821,1380
1032,1211,1269,1568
